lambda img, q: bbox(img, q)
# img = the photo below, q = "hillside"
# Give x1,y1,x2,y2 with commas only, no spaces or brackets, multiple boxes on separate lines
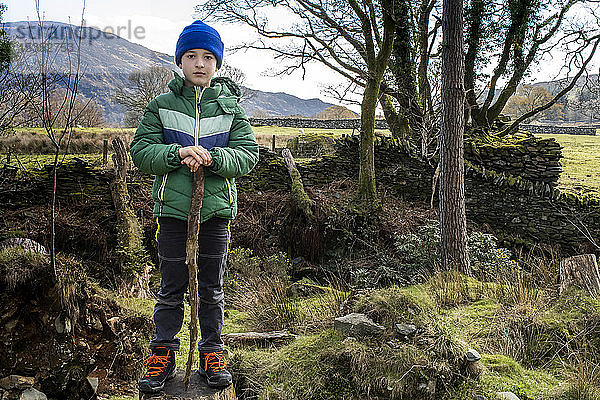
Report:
4,21,335,124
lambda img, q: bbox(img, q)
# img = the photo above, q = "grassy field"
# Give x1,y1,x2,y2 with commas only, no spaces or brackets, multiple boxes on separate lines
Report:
7,126,386,154
4,128,598,197
537,133,600,197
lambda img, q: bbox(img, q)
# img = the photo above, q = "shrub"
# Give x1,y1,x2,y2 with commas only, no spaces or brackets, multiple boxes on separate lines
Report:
395,220,519,280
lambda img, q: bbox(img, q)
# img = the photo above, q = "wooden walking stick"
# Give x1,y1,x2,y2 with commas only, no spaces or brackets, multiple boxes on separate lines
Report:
184,166,205,389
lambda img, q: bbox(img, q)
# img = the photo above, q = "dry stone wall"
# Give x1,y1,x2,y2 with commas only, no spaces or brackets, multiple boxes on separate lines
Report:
238,136,599,251
520,125,598,136
464,137,563,184
250,118,389,130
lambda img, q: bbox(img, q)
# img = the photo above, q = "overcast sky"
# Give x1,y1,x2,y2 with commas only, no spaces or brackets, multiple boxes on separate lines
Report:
2,0,352,108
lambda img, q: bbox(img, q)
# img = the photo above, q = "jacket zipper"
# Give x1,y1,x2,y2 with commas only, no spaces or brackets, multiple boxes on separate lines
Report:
194,86,204,145
194,85,233,217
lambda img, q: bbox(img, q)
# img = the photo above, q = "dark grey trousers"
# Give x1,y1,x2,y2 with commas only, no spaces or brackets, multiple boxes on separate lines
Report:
149,217,229,353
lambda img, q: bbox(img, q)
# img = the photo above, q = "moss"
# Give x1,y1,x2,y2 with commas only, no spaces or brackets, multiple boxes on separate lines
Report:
289,167,314,219
0,230,30,240
353,284,437,328
231,329,441,399
479,354,561,399
440,299,501,347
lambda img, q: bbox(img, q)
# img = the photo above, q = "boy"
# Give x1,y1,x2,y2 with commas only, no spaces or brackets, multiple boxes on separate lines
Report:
130,20,259,393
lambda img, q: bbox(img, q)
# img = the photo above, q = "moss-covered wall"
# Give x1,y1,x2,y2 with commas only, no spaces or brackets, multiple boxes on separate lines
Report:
5,135,596,252
249,118,389,130
238,137,599,251
464,136,563,184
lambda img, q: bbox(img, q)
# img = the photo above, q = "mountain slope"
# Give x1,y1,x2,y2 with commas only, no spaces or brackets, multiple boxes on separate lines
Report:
5,21,335,124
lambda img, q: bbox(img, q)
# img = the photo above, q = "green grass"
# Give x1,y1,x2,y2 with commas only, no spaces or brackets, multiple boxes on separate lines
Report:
105,274,600,399
537,133,600,198
4,153,104,170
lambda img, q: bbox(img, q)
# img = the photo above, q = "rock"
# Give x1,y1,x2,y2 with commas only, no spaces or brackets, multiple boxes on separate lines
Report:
466,348,481,362
0,375,35,390
139,369,236,399
394,323,417,338
334,313,384,337
54,315,72,334
86,377,99,393
497,392,520,400
19,388,47,400
288,279,326,298
91,316,103,331
0,238,47,254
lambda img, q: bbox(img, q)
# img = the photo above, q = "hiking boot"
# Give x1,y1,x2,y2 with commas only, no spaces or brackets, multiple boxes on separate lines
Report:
198,350,232,388
138,346,177,393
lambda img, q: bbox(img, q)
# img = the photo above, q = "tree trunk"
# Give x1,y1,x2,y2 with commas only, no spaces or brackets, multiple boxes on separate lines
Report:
380,94,411,141
358,77,379,203
184,168,205,389
110,137,151,298
384,0,420,142
439,0,471,274
559,254,600,299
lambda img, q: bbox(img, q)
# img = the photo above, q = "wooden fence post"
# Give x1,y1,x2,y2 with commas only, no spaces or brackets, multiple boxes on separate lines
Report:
272,134,276,152
102,139,108,165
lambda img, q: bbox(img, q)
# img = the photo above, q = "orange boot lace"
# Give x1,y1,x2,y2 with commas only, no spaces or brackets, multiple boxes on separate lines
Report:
144,348,172,377
203,351,225,373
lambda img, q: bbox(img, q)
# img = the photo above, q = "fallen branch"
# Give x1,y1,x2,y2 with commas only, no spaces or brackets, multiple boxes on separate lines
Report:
282,148,314,220
184,167,205,389
222,330,297,346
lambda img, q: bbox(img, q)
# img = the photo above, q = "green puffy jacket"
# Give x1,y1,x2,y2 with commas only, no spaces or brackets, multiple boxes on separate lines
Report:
130,72,259,222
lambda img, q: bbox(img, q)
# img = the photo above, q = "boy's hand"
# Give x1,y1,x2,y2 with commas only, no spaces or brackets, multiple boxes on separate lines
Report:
179,146,212,172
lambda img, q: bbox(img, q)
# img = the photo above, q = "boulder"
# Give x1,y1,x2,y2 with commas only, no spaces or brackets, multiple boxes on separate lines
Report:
334,313,384,338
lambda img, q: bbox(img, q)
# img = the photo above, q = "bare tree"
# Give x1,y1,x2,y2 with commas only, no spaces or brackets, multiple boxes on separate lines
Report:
217,64,255,102
503,84,565,122
197,0,396,204
439,0,470,273
0,7,41,132
568,75,600,122
463,0,600,132
113,65,171,127
20,1,87,274
70,95,105,127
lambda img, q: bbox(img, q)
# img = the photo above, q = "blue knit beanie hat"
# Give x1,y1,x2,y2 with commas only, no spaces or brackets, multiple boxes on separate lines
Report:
175,20,224,68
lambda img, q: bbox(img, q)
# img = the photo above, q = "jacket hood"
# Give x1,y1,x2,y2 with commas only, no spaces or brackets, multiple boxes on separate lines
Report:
168,71,242,99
